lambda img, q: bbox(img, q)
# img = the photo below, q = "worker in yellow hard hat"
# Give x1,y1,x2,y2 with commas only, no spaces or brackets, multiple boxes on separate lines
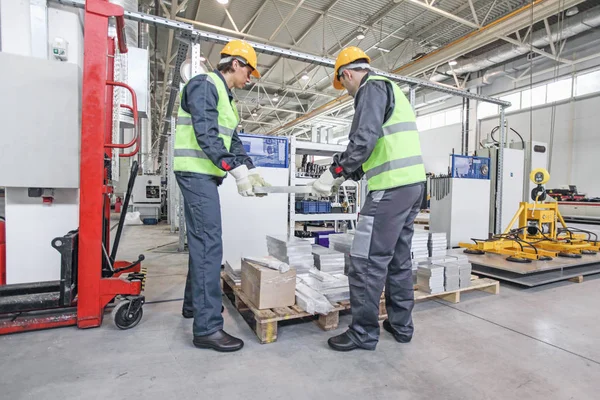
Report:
173,39,269,353
313,46,426,352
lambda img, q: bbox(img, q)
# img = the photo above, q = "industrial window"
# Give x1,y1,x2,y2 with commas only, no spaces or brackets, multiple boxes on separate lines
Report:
416,115,431,131
575,70,600,97
499,92,521,112
445,108,462,125
521,85,547,108
477,102,499,119
546,78,572,103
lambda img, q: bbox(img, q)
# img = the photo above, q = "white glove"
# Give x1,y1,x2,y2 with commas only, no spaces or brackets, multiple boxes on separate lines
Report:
229,165,254,197
248,168,271,197
311,169,344,197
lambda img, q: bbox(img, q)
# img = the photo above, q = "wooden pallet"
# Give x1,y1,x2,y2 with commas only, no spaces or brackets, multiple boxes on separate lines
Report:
221,273,499,343
221,273,385,344
415,277,500,304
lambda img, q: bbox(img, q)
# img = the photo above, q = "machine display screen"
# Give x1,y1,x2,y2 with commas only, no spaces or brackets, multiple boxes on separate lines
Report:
239,134,288,168
451,155,491,180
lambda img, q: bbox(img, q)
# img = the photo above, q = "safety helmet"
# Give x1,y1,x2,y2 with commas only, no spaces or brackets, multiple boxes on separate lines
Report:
333,46,371,90
220,39,261,78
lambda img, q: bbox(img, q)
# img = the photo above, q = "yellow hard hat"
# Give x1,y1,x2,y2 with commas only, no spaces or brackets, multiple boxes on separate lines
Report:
221,39,260,78
333,46,371,90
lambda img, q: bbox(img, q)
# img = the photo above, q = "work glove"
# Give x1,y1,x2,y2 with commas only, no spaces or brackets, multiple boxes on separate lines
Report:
248,168,271,197
229,165,254,197
311,169,344,197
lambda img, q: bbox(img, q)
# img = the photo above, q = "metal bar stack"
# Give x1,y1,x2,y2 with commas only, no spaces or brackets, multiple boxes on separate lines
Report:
312,245,345,274
266,235,314,274
416,264,445,294
429,232,448,257
328,233,354,275
412,231,430,259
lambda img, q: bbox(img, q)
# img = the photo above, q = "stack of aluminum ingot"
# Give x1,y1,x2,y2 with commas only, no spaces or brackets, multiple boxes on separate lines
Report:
455,253,473,288
328,233,354,274
266,235,314,274
311,244,345,274
411,231,430,260
416,264,445,294
443,262,460,291
428,232,448,257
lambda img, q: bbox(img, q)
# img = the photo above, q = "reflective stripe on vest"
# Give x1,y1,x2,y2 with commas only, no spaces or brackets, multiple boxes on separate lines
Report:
173,72,239,177
361,75,426,191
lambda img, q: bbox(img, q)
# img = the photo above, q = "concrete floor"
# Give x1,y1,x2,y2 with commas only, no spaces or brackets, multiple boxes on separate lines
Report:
2,223,600,400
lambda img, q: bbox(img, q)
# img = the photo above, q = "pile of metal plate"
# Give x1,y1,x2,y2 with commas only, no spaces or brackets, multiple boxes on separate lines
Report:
224,261,241,285
328,233,354,274
298,269,350,304
266,235,314,273
312,244,345,274
455,254,472,287
429,232,448,257
417,264,445,294
412,231,430,259
444,262,460,291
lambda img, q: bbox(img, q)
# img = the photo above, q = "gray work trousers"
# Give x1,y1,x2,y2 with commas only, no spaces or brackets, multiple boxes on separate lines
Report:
347,182,424,350
176,172,224,337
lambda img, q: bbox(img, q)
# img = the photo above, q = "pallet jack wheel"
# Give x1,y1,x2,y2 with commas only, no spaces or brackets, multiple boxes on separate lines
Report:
506,256,532,263
464,249,485,255
112,298,144,330
558,252,582,258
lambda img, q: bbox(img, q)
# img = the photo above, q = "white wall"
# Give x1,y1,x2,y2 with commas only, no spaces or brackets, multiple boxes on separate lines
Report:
480,95,600,196
419,123,463,175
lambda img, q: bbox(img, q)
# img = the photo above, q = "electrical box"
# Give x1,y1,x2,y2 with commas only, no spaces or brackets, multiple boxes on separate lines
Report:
132,175,162,204
476,147,524,233
0,52,80,188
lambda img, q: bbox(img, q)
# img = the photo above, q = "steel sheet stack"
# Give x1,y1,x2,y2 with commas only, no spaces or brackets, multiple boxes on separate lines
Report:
443,262,460,291
416,264,445,294
311,245,345,274
429,232,448,257
455,254,473,288
266,235,314,274
411,231,430,259
328,233,354,274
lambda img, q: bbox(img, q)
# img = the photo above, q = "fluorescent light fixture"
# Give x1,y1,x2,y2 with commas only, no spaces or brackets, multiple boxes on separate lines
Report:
374,46,390,53
252,111,258,117
199,56,206,62
448,60,458,66
238,124,242,129
356,29,365,40
273,95,279,101
216,0,229,4
301,74,310,81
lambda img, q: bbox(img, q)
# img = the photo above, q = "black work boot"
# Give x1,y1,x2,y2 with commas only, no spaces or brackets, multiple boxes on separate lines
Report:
327,331,364,352
382,319,412,343
182,305,224,318
193,330,244,352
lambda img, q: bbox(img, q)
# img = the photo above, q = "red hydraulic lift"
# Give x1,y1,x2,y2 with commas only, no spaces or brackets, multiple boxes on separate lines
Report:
0,0,146,334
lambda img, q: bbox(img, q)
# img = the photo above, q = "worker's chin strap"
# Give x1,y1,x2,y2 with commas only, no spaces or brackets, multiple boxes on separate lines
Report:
337,62,372,80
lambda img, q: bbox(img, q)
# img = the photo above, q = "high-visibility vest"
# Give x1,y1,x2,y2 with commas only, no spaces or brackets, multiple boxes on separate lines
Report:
361,75,426,191
173,72,239,177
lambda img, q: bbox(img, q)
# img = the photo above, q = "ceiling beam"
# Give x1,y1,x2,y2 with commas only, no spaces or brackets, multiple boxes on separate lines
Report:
406,0,480,29
269,0,306,41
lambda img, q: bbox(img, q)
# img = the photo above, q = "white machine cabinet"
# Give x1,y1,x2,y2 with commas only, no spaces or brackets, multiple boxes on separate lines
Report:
219,134,289,269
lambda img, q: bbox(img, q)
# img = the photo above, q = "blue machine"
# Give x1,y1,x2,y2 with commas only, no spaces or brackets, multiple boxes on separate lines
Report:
239,133,288,168
451,155,491,179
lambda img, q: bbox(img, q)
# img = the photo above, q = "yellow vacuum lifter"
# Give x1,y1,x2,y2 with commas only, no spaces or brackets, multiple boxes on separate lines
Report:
459,169,600,263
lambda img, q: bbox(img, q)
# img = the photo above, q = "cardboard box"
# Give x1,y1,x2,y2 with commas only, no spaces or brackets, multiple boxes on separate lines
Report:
241,259,296,309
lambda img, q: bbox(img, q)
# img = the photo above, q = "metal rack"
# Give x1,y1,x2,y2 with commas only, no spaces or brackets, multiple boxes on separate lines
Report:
53,0,512,235
289,137,360,237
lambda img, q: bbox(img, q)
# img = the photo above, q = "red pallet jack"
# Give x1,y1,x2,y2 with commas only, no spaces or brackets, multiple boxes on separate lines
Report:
0,0,146,334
